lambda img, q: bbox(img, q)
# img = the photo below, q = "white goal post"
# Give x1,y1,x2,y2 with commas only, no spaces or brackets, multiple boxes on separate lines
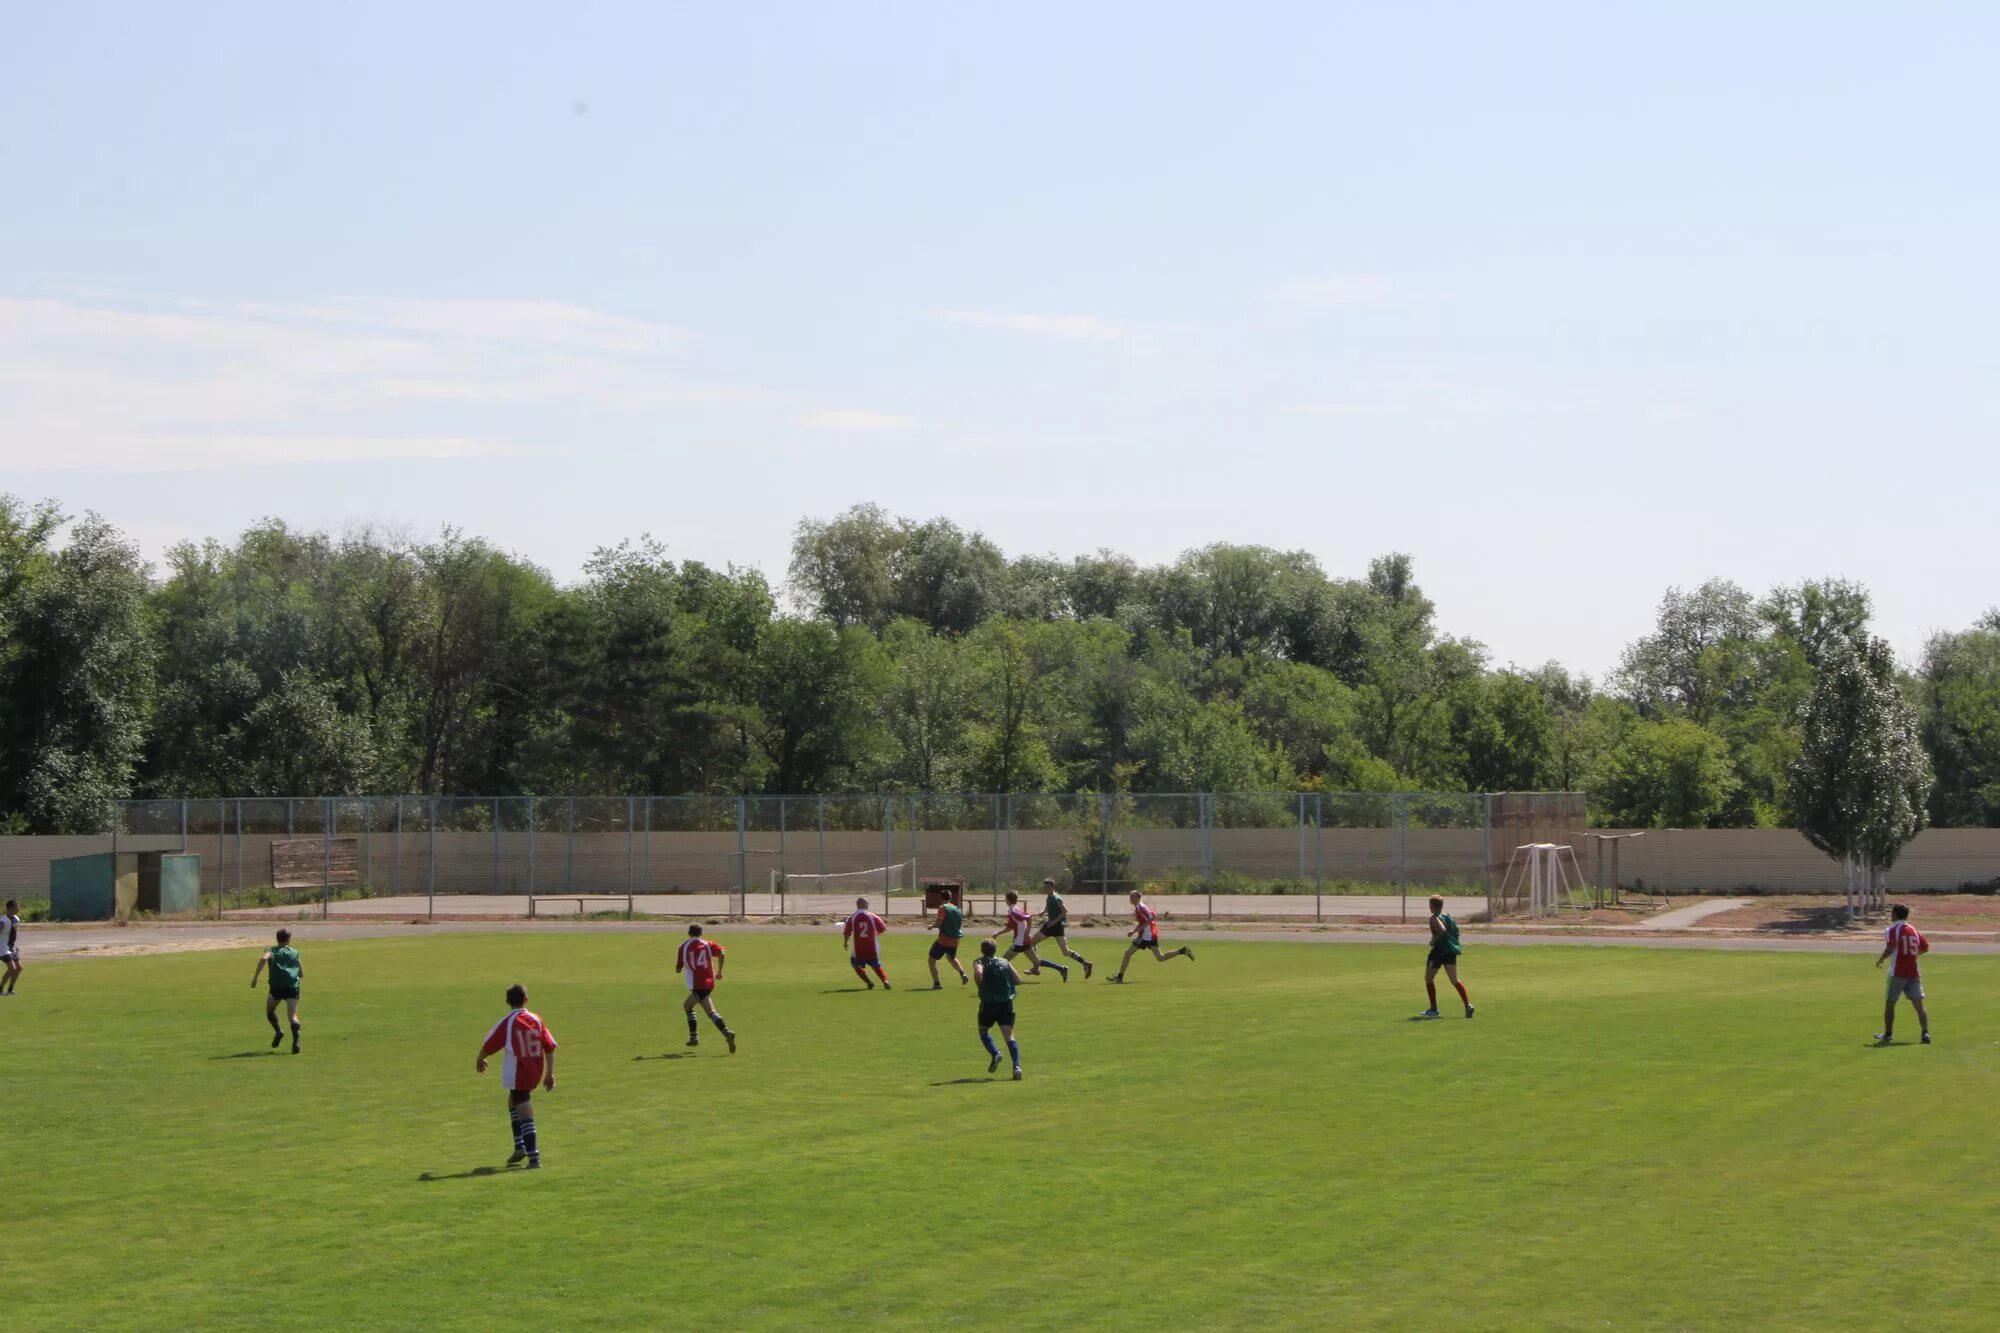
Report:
1497,843,1587,917
769,860,917,915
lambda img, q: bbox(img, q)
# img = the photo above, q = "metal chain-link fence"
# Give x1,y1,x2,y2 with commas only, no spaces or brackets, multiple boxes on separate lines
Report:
46,791,1588,922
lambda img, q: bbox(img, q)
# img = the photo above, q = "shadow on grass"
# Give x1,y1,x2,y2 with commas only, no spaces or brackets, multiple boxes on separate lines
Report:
211,1050,279,1059
416,1165,515,1182
632,1052,696,1061
1762,905,1871,932
1405,1015,1442,1023
820,987,875,994
931,1077,999,1087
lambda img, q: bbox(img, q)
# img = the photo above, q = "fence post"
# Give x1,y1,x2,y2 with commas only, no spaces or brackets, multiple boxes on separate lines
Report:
566,797,576,895
778,797,788,912
493,797,501,894
1099,793,1111,917
1202,794,1214,922
1395,793,1408,924
627,796,637,901
1003,794,1013,917
393,798,403,897
1314,793,1323,924
363,799,373,901
881,798,893,912
427,798,438,919
817,796,826,880
235,797,243,912
527,796,536,901
643,797,651,896
322,797,332,921
180,798,189,854
287,798,294,837
217,799,227,920
990,794,1001,907
736,796,748,918
1481,793,1494,918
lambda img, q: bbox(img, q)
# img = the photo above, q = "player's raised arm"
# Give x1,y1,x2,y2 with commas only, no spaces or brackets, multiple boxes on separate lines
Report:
250,950,268,989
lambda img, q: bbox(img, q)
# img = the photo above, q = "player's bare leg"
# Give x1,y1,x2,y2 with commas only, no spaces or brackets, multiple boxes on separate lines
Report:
507,1089,540,1168
1049,934,1094,979
852,960,875,989
929,955,942,988
285,996,302,1052
266,993,284,1047
871,961,890,990
1423,960,1442,1017
1022,942,1068,983
698,994,737,1053
2,958,19,993
683,990,703,1045
1444,962,1472,1017
1912,994,1931,1042
1110,942,1142,982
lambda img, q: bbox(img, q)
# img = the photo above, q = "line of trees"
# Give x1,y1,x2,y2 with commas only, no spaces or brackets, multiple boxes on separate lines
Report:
1,496,1987,839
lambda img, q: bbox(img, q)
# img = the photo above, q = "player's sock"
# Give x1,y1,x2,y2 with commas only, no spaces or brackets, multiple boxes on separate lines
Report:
1452,980,1469,1005
290,1020,301,1051
510,1109,526,1153
1426,980,1438,1008
980,1031,999,1058
521,1118,538,1158
267,1010,283,1035
687,1011,700,1041
1006,1038,1020,1066
708,1009,729,1034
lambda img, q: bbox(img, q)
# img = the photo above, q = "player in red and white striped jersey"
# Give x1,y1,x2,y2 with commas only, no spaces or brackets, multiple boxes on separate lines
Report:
477,983,558,1168
842,897,891,989
676,923,737,1053
991,890,1068,981
1874,903,1932,1045
1109,888,1193,983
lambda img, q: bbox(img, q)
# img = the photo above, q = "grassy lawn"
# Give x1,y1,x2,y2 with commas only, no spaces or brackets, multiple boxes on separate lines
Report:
5,932,1998,1329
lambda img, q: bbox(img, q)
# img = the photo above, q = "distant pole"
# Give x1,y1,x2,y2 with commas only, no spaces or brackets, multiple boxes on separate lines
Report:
527,796,537,900
566,797,576,894
627,796,636,900
217,799,227,921
322,798,332,921
1099,793,1110,916
1314,793,1323,924
427,797,437,919
493,797,501,893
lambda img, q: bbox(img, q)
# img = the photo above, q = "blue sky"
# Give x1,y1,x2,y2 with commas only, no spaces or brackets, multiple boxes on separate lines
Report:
3,2,1995,676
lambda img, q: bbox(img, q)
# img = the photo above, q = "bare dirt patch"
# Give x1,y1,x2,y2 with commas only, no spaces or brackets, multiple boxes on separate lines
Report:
1701,894,2000,934
67,936,265,959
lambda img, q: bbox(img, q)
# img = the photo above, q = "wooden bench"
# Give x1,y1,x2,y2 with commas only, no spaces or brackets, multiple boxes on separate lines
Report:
528,894,634,918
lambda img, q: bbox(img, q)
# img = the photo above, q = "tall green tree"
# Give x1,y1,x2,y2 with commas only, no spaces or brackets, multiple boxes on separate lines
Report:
1792,634,1933,914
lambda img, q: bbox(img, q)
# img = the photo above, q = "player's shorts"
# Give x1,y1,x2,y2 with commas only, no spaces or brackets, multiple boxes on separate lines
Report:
1427,948,1460,970
1134,935,1159,950
1005,941,1031,956
929,939,959,960
0,949,18,964
690,986,714,1001
268,987,300,1001
1040,922,1066,938
851,954,881,969
1886,974,1925,1002
977,1003,1016,1028
508,1088,534,1107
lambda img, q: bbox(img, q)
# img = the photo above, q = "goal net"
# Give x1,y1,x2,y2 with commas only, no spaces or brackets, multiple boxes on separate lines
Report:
769,860,916,916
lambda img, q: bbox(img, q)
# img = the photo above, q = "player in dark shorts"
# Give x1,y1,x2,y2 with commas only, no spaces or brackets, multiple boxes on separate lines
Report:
1423,896,1473,1018
250,928,304,1052
1,898,22,995
1032,878,1093,979
926,896,970,988
973,940,1024,1081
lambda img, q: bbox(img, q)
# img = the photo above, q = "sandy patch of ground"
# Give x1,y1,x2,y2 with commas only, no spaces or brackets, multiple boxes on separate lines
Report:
1699,894,2000,934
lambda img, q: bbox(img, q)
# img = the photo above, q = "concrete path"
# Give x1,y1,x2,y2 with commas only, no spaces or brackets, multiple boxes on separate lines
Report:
22,918,2000,961
1632,898,1755,930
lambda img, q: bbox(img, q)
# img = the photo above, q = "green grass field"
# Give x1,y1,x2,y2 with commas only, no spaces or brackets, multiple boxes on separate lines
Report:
7,932,1999,1329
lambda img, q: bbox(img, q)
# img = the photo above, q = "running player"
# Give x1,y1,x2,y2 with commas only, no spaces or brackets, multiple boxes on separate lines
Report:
248,928,304,1052
477,983,558,1169
993,890,1068,982
926,894,970,988
1,899,21,995
675,924,737,1053
1108,889,1192,983
1875,903,1932,1045
1032,878,1093,979
1422,896,1473,1018
973,940,1024,1080
842,896,891,989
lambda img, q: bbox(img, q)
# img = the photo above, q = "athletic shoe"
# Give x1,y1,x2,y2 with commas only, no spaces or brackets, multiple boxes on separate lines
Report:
959,973,969,985
1185,947,1195,961
882,980,891,990
988,1052,1002,1074
1108,975,1125,984
1057,964,1071,983
1464,1005,1475,1019
291,1039,300,1054
862,979,874,990
686,1037,700,1047
507,1149,528,1166
1874,1033,1892,1044
526,1155,541,1170
1421,1009,1440,1018
726,1030,738,1055
1012,1066,1023,1081
270,1030,283,1049
1921,1032,1932,1045
932,982,943,990
1082,959,1094,980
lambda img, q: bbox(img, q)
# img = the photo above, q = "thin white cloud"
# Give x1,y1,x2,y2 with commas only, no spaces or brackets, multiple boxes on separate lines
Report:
795,409,916,431
932,309,1129,342
1265,274,1391,308
0,295,719,473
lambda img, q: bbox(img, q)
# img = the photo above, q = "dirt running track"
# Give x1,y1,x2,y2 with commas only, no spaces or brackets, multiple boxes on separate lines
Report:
21,920,2000,962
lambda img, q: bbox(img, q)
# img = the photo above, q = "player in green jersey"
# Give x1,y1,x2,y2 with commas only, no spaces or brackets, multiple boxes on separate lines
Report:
250,928,304,1052
1422,896,1473,1018
973,940,1024,1080
1031,878,1093,979
926,896,970,988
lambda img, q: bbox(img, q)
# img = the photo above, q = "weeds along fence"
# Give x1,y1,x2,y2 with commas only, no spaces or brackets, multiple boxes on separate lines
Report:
10,792,1587,922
